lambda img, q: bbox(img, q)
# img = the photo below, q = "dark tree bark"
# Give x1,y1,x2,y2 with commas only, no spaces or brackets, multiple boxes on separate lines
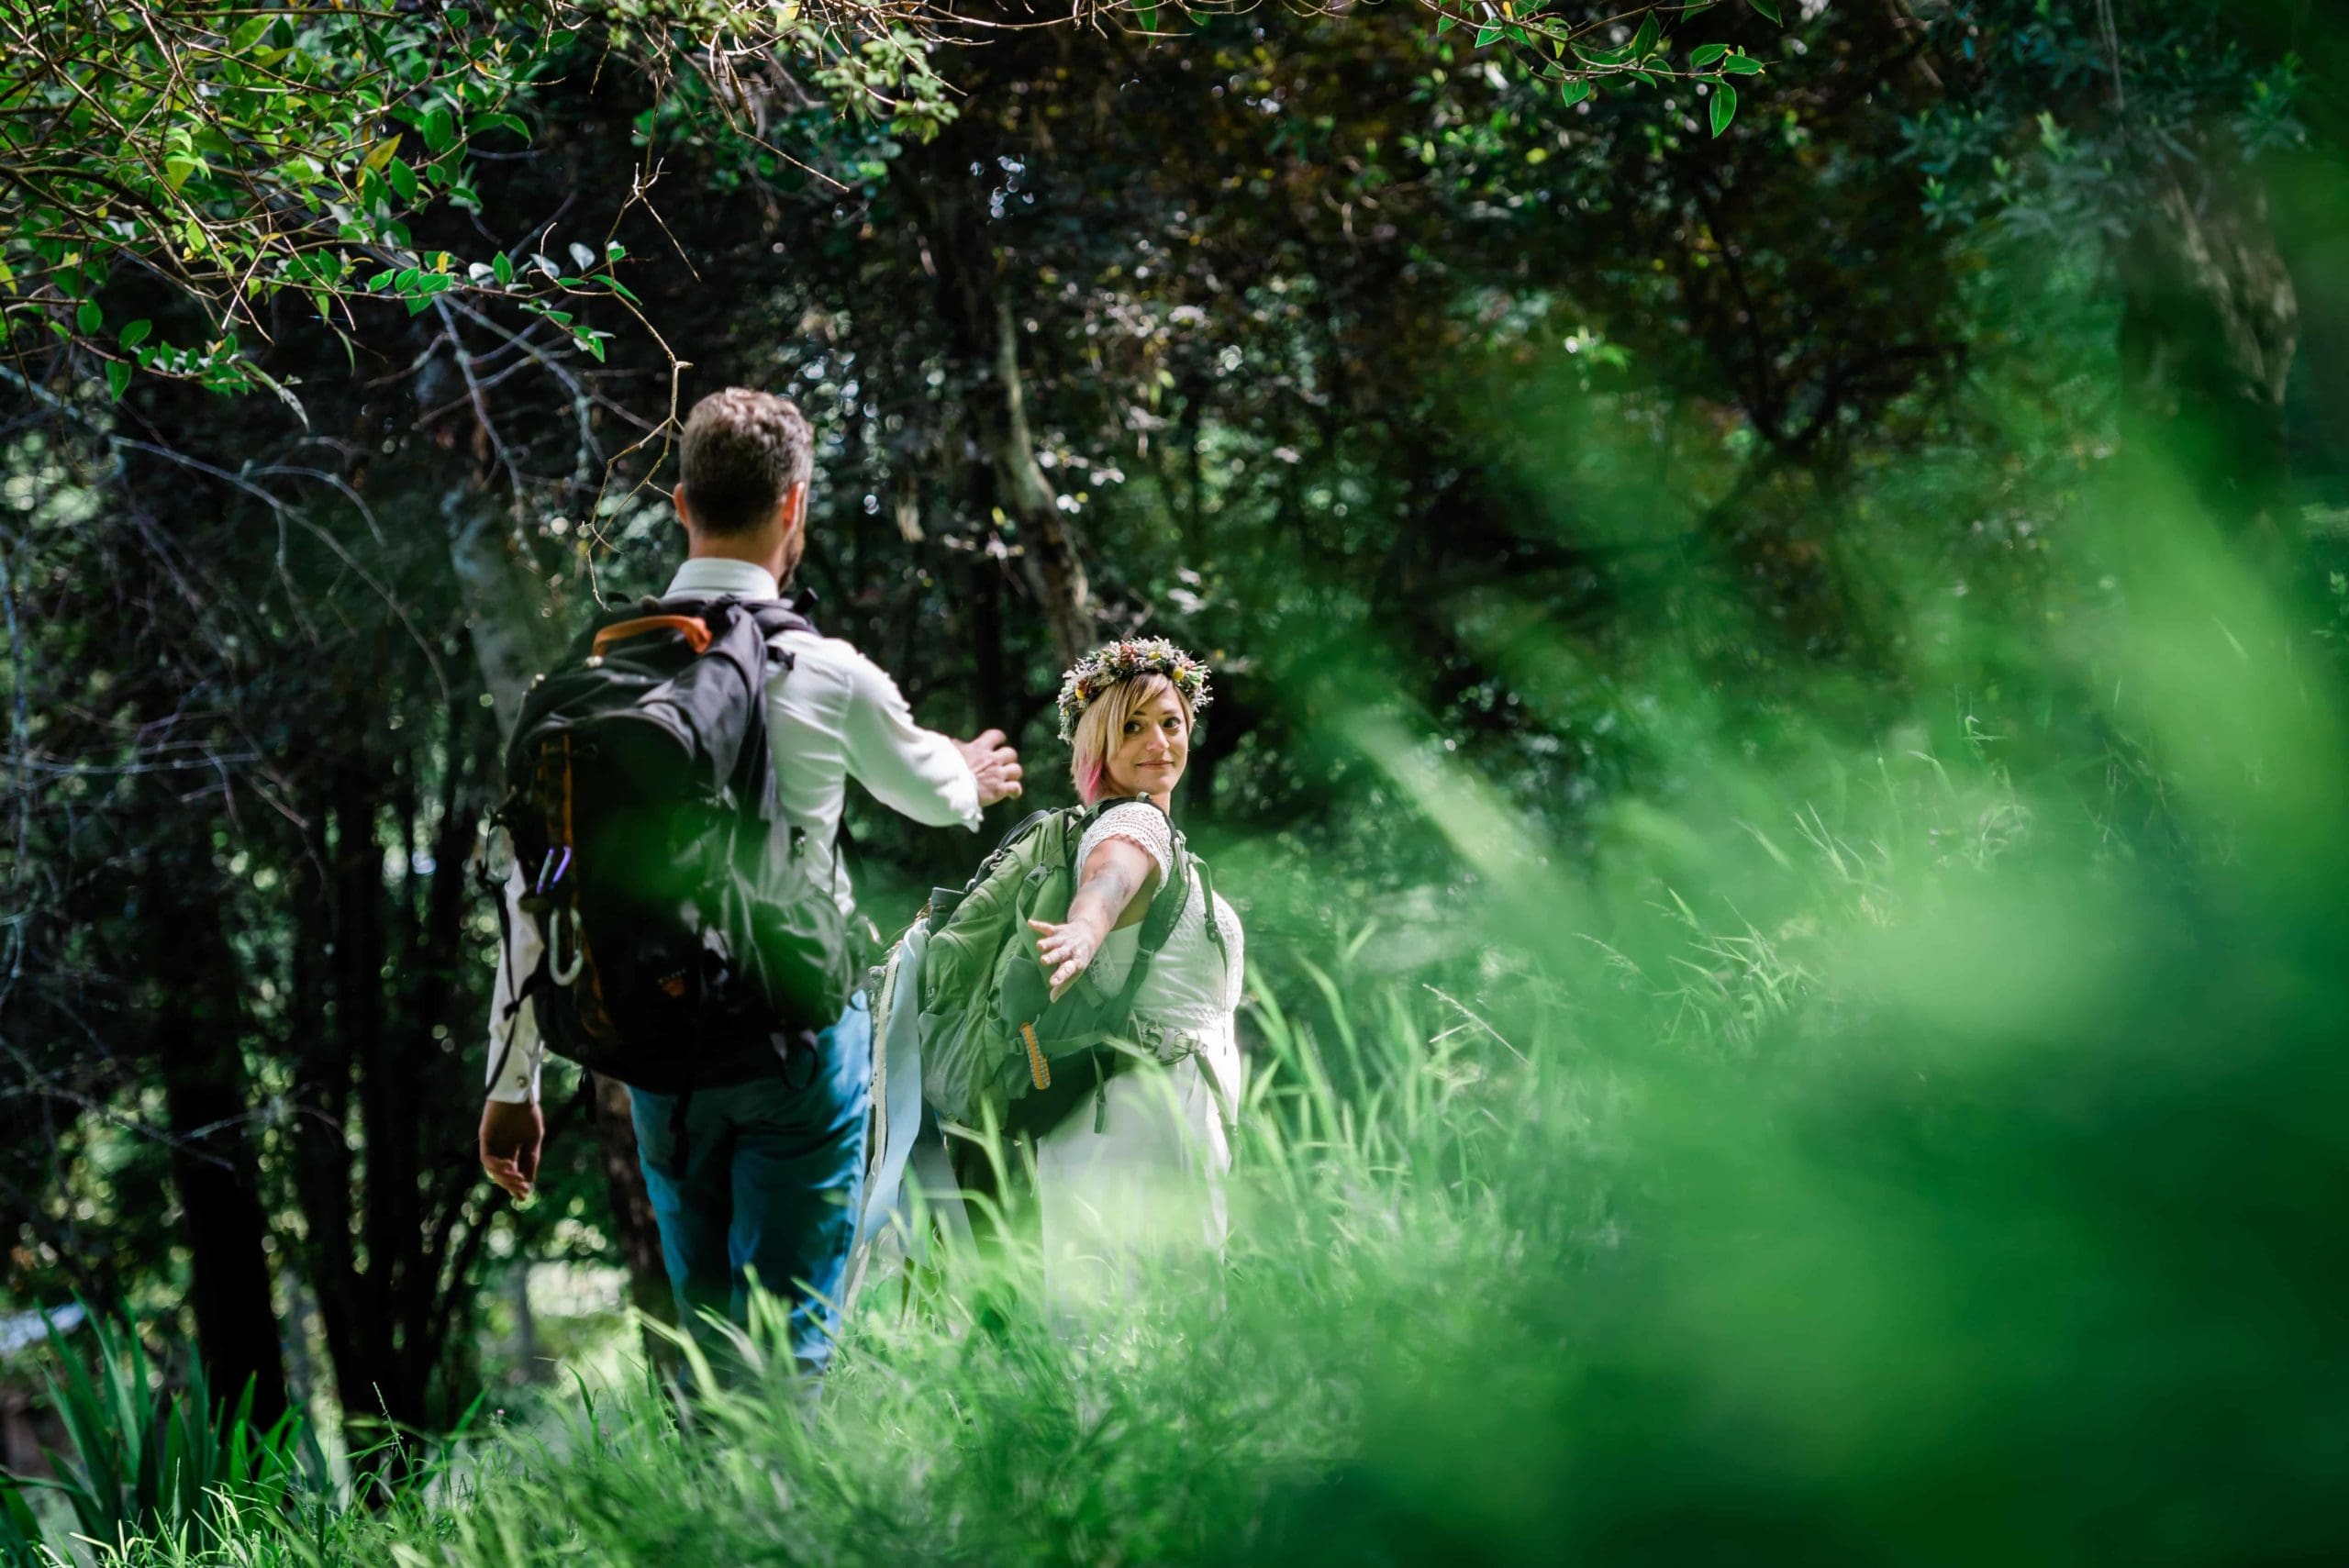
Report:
896,140,1097,664
285,803,364,1413
150,862,291,1429
330,730,417,1428
970,553,1008,738
2118,162,2300,535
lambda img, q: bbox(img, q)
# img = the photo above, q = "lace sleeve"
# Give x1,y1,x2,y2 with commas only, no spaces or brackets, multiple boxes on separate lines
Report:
1076,800,1174,885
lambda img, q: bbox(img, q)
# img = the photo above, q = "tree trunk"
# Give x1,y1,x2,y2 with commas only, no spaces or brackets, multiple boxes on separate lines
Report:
150,864,291,1429
896,152,1097,663
286,804,366,1419
2117,163,2300,534
330,738,422,1431
445,487,565,733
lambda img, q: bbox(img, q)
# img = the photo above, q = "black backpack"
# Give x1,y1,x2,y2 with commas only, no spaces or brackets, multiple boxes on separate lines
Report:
486,594,857,1094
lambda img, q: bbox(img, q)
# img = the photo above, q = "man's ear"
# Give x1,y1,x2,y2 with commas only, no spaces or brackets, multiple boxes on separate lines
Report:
779,480,809,536
673,483,695,536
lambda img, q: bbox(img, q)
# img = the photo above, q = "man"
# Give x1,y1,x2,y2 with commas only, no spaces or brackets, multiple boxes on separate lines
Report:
477,386,1022,1373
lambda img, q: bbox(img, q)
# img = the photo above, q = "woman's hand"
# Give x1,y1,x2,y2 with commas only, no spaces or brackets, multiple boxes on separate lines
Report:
1030,833,1160,1003
1029,915,1105,1002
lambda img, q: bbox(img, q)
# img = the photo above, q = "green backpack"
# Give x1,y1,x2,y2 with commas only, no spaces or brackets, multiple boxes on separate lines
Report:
910,796,1207,1129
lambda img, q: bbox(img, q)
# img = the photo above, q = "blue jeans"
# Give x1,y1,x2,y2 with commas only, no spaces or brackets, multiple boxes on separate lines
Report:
629,993,870,1375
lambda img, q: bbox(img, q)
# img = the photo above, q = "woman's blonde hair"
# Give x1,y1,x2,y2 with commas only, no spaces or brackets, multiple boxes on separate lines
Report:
1069,673,1195,805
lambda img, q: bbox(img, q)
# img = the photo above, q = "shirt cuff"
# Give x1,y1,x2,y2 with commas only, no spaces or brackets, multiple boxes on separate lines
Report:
484,1025,541,1103
945,755,984,830
485,1074,539,1106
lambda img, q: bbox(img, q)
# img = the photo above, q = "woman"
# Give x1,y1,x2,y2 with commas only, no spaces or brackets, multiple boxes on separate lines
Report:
1023,639,1245,1308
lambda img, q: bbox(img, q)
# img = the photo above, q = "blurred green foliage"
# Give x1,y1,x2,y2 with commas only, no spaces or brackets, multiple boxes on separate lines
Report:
5,0,2349,1560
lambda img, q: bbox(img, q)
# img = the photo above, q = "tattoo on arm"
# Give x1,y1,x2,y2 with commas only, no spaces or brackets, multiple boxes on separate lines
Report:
1068,840,1159,935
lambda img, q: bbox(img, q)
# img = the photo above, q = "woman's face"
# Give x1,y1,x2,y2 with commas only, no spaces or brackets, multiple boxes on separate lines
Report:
1102,684,1191,801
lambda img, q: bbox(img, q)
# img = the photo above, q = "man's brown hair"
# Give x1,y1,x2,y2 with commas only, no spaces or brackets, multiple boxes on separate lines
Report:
677,387,813,535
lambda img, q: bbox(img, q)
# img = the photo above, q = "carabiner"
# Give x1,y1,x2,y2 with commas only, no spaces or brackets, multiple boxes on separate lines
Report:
547,906,586,986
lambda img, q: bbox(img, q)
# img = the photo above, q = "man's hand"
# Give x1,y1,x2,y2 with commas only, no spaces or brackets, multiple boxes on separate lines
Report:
958,728,1024,807
480,1098,545,1203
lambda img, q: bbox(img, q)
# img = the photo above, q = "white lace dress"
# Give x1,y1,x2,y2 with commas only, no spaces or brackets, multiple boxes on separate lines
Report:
1033,801,1245,1310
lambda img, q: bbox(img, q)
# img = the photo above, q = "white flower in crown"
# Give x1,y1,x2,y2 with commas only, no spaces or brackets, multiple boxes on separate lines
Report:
1055,637,1214,741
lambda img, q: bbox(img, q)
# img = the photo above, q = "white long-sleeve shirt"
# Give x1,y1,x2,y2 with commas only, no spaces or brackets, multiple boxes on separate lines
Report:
484,557,981,1103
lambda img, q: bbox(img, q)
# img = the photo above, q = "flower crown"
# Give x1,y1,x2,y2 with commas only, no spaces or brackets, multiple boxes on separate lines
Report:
1055,638,1213,742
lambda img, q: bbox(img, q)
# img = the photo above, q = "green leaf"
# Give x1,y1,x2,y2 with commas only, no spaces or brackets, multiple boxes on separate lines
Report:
1689,42,1729,67
1475,24,1502,47
1720,52,1765,74
605,240,627,261
1560,78,1594,107
493,251,515,286
385,158,419,204
366,268,398,290
1436,12,1456,32
1748,0,1782,22
422,106,455,155
119,319,151,349
1709,81,1739,136
1629,8,1660,60
1135,0,1158,28
107,361,131,402
76,299,101,333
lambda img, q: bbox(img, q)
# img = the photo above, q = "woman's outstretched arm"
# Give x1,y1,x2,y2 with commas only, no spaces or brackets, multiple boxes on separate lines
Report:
1029,837,1163,1001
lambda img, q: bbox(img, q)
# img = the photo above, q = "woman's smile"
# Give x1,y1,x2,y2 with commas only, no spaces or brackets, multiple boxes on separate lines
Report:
1105,683,1193,799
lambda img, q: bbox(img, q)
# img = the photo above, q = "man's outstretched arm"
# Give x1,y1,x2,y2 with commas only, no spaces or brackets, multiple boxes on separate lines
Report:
837,651,1020,825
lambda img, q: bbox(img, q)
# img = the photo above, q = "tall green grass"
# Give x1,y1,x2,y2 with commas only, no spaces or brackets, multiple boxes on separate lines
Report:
0,1313,328,1568
30,472,2349,1564
16,375,2349,1561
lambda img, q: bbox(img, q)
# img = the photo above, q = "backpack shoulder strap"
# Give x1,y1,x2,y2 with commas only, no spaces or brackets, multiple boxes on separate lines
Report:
1071,798,1190,1021
1190,847,1230,968
1134,830,1194,962
750,601,818,640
